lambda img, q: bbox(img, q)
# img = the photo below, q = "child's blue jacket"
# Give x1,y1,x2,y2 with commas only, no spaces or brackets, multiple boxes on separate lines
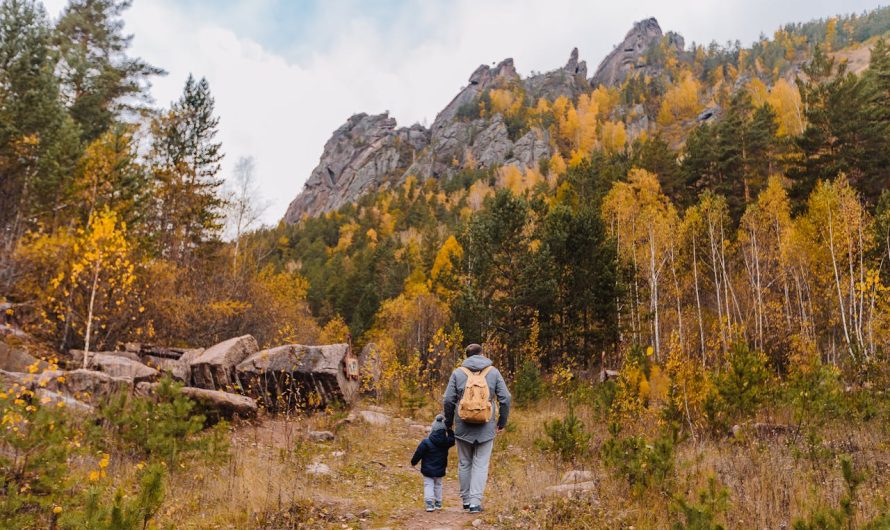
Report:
410,428,455,478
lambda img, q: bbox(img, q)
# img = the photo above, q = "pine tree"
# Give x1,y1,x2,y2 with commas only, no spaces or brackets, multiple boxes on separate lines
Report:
151,75,225,265
793,46,889,205
54,0,163,142
0,0,80,282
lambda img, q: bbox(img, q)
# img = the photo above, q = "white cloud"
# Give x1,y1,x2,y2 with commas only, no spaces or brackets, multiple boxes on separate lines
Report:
40,0,883,225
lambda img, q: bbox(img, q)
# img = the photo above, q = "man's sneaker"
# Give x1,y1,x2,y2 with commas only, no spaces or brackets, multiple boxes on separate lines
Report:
468,505,483,513
425,501,435,512
463,503,470,512
434,501,443,510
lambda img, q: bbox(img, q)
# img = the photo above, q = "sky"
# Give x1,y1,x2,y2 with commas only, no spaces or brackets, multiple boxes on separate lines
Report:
41,0,886,226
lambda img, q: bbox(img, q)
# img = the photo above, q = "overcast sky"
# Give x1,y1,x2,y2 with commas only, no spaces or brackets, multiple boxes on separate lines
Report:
41,0,886,225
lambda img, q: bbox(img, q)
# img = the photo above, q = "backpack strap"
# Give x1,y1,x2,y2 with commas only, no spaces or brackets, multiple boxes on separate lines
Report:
480,366,493,377
459,367,473,378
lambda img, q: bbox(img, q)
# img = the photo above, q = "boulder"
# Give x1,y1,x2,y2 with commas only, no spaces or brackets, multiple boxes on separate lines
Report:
545,481,598,497
306,462,331,476
308,430,335,442
85,353,159,383
35,389,93,414
358,410,391,426
143,356,189,382
71,349,142,365
190,335,258,391
32,369,132,402
0,342,47,372
561,470,595,483
236,343,359,411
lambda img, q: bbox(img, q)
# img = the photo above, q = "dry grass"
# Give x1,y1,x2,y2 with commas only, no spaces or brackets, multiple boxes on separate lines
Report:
108,394,890,529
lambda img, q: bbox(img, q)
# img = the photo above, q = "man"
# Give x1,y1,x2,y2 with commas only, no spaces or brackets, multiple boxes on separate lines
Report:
442,343,511,513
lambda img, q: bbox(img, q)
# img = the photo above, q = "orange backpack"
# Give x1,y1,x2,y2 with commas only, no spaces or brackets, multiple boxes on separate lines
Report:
458,366,493,424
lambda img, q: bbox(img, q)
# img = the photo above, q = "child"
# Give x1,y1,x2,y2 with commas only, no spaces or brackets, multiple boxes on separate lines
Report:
410,414,455,511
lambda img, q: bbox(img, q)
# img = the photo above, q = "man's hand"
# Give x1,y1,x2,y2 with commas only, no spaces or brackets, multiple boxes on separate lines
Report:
496,425,504,433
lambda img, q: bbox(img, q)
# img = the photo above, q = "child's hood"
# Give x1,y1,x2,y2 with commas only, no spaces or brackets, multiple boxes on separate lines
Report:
428,427,452,448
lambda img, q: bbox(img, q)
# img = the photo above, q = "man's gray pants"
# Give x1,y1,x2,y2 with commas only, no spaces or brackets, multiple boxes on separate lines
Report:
456,438,494,506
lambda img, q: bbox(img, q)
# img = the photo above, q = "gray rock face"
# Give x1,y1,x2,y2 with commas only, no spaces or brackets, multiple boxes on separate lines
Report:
432,58,520,134
190,335,258,391
592,17,671,87
283,113,430,221
524,48,589,101
509,128,551,167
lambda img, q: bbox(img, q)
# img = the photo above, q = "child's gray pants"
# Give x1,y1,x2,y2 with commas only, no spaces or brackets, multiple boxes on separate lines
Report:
423,475,443,502
456,438,494,506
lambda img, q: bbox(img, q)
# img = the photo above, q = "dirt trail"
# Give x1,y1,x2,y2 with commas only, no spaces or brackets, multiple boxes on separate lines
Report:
394,478,478,530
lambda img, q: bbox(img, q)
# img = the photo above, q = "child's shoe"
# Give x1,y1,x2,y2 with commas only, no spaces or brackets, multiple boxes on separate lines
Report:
435,500,442,510
425,500,435,512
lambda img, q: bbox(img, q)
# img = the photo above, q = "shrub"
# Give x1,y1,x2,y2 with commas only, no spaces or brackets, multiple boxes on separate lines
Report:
601,431,674,493
786,354,842,428
792,456,865,530
0,384,75,528
93,377,223,465
536,405,590,461
513,360,544,407
672,475,729,530
705,342,772,431
67,463,166,530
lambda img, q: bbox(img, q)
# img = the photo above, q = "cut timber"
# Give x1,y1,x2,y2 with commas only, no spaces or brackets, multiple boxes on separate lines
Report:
190,335,258,391
236,343,359,411
136,382,258,418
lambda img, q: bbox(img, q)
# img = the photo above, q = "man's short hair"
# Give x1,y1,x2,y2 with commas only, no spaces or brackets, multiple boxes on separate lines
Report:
465,343,483,357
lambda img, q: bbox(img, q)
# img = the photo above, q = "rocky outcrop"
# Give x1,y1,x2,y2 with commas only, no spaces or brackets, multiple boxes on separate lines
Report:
283,19,692,223
431,58,520,134
236,343,359,411
591,18,683,88
190,335,258,391
524,48,589,101
283,113,430,221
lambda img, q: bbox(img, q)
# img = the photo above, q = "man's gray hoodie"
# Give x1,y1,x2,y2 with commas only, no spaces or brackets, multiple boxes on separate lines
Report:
442,355,511,443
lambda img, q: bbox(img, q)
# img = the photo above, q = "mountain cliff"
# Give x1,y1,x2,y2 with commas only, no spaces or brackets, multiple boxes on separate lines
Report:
281,13,876,222
284,18,676,222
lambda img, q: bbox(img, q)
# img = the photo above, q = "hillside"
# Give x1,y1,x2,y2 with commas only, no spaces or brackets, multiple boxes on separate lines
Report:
2,2,890,529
